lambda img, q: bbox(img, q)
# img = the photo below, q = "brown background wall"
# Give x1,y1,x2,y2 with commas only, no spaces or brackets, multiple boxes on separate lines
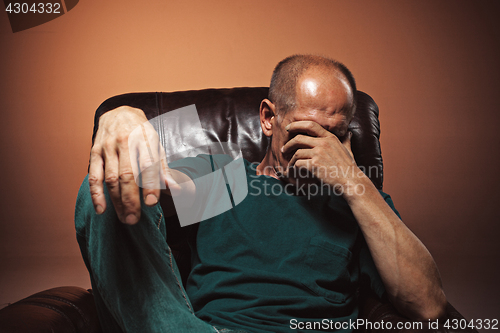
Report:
1,0,499,326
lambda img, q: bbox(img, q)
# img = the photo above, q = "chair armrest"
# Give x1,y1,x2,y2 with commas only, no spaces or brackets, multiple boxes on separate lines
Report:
0,286,102,333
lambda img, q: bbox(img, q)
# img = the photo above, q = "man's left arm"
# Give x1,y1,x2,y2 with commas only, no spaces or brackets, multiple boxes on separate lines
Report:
283,121,447,321
345,176,447,320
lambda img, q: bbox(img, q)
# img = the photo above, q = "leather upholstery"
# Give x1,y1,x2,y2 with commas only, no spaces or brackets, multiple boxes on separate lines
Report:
92,88,384,190
0,287,101,333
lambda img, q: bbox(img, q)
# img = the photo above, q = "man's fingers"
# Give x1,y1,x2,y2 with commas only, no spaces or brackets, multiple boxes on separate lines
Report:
281,134,317,155
137,144,161,206
288,158,314,178
117,139,142,225
103,142,125,221
134,123,162,206
91,106,154,224
159,146,181,195
119,168,141,225
88,145,106,214
288,149,314,168
341,131,355,160
285,121,330,137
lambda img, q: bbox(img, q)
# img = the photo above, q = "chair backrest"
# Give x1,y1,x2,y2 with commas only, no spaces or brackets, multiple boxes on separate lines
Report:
92,87,385,284
93,87,384,189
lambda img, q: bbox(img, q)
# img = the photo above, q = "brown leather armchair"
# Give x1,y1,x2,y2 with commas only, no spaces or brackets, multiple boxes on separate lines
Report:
0,88,477,333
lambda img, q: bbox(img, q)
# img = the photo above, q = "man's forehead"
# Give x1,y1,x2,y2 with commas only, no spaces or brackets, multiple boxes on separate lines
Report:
299,66,351,91
295,68,353,111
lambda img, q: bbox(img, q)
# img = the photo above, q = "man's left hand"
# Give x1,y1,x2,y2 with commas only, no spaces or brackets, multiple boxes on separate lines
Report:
281,120,364,193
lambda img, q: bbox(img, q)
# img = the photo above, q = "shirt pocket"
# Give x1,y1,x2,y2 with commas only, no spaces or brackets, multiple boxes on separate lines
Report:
300,236,353,304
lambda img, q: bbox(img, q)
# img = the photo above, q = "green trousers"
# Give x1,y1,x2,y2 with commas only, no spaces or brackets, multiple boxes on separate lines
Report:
75,175,248,333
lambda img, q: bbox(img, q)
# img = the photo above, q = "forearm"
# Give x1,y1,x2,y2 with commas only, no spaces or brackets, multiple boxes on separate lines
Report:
344,176,447,320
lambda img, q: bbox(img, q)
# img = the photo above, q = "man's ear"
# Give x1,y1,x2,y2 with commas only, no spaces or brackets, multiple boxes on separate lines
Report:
259,99,276,137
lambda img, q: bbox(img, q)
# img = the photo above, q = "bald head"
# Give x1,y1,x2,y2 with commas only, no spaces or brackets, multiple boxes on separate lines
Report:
268,55,357,115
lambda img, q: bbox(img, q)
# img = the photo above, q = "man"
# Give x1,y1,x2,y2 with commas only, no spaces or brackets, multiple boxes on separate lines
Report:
76,55,447,332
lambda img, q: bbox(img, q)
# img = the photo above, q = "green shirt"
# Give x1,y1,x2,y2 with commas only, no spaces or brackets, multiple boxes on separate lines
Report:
171,154,399,333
